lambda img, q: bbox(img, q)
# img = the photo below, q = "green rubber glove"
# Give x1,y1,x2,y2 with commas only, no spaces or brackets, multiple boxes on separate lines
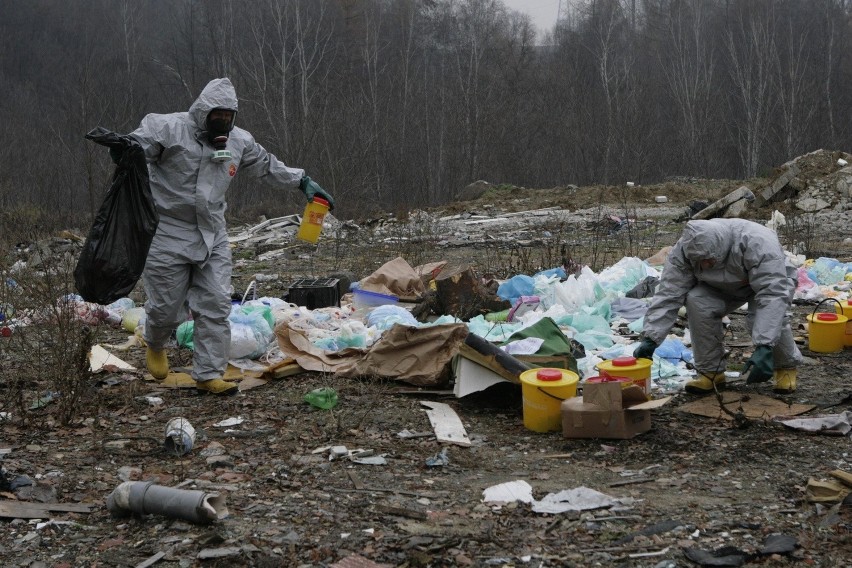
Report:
743,345,774,383
299,176,335,210
633,338,658,359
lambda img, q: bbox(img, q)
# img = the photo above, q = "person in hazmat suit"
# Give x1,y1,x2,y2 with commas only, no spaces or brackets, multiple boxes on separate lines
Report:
120,78,334,394
633,218,801,394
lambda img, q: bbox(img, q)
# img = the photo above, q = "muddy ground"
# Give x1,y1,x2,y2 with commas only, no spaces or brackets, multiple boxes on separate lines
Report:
1,176,851,568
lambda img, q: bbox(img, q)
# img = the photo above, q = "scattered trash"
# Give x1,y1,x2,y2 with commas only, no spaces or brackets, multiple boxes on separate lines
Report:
328,445,349,460
350,453,387,466
106,481,228,524
304,387,338,409
29,391,59,410
759,534,798,555
0,500,93,520
482,480,535,505
482,481,634,514
805,470,852,502
773,411,852,436
197,547,243,560
164,417,196,456
213,416,245,428
684,545,748,567
531,486,634,514
89,345,136,373
684,533,798,567
322,445,386,465
425,447,449,468
395,429,433,439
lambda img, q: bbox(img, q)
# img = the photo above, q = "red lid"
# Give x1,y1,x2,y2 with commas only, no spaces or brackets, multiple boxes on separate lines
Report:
612,356,637,366
312,197,330,207
536,369,563,382
816,313,839,321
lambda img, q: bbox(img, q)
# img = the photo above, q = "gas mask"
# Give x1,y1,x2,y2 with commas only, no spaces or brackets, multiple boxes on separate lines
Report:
206,109,236,163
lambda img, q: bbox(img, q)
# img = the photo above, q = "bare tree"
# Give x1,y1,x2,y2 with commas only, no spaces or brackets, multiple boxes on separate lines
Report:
772,1,816,160
724,0,777,177
655,0,717,174
579,0,636,183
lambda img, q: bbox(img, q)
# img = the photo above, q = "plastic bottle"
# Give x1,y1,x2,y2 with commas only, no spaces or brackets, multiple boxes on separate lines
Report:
296,197,330,243
304,387,338,409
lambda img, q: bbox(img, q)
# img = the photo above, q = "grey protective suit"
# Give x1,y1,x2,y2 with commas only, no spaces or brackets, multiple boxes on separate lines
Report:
130,78,304,381
642,218,802,374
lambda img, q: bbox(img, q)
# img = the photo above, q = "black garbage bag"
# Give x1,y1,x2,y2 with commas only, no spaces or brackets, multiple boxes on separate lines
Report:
74,127,158,305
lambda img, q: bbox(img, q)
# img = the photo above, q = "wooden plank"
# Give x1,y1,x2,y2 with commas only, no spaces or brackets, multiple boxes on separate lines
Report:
267,362,305,380
420,401,471,447
609,477,655,487
347,470,366,490
0,500,93,519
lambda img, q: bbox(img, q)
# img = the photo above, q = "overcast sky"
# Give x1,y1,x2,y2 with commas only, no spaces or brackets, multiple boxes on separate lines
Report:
502,0,560,34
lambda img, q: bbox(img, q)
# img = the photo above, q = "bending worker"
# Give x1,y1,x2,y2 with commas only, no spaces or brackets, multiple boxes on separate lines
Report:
122,78,334,394
633,218,801,394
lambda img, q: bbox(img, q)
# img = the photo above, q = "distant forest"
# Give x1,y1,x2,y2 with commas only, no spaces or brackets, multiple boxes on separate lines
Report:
2,0,851,223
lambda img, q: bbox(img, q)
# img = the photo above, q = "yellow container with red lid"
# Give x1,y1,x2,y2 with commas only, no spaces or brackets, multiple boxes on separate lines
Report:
296,197,330,244
807,311,848,353
519,368,579,433
595,356,652,394
835,299,852,347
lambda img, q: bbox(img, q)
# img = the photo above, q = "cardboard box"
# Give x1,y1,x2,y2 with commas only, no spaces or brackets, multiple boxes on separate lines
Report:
561,382,671,439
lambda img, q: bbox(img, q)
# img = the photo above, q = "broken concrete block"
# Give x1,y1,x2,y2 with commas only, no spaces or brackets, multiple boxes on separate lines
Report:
692,186,755,220
796,197,831,212
835,167,852,199
723,198,750,218
755,164,801,206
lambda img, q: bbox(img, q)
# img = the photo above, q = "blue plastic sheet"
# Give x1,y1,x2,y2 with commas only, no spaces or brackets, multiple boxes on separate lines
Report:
655,337,693,364
535,267,567,279
366,305,418,330
497,275,535,304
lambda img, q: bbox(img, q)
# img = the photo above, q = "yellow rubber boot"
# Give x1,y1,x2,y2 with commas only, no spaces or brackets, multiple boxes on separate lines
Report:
685,372,726,395
146,348,169,380
773,369,796,394
196,378,239,395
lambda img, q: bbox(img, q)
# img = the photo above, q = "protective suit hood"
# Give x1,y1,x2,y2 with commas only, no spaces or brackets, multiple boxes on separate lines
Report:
188,78,239,131
680,220,733,266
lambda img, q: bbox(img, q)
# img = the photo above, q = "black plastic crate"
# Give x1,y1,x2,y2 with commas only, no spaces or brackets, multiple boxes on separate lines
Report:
286,278,340,309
